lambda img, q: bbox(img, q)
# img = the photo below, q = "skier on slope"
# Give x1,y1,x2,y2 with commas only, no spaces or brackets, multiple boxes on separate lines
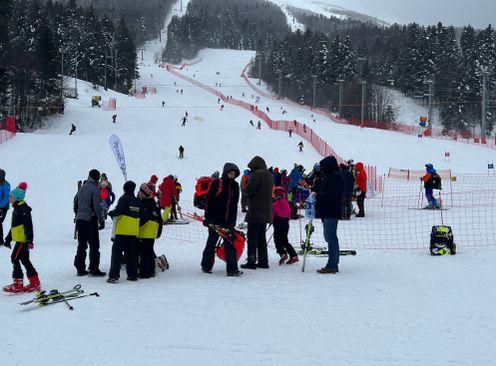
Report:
257,121,261,130
240,169,251,213
107,181,141,283
298,141,304,152
241,156,273,270
178,145,185,159
354,162,367,217
2,182,41,293
339,163,355,220
137,183,163,279
272,186,299,265
74,170,106,277
312,156,344,274
158,175,177,222
99,180,116,221
181,116,187,127
421,163,441,209
0,169,10,246
201,163,243,277
69,124,76,135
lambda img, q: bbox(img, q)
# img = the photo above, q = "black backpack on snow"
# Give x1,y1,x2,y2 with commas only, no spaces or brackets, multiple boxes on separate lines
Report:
430,225,456,255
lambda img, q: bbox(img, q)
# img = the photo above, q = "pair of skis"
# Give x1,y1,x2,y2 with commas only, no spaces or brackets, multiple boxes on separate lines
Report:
19,284,99,310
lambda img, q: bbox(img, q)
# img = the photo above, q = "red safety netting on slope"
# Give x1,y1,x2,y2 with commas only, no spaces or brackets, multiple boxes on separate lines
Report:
241,63,496,151
166,62,380,193
0,116,16,144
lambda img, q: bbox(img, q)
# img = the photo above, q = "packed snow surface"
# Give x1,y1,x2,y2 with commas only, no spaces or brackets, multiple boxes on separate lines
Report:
1,5,496,366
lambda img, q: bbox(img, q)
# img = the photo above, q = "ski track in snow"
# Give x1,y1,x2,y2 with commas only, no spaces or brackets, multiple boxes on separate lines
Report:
0,3,496,365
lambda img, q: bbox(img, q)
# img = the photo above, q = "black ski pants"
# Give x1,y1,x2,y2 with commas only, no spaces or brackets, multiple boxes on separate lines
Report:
0,208,6,243
246,223,268,266
273,218,297,258
201,228,238,274
138,238,156,278
109,235,138,279
74,218,101,272
12,242,37,279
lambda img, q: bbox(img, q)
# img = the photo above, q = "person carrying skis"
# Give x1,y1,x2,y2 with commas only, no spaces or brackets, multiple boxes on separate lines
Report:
74,170,106,277
201,163,243,276
298,141,304,152
107,181,141,283
99,180,115,221
272,187,299,265
241,156,273,269
240,170,251,213
354,162,367,217
421,163,441,209
0,169,10,246
2,182,41,293
313,156,344,274
137,183,163,278
159,175,177,222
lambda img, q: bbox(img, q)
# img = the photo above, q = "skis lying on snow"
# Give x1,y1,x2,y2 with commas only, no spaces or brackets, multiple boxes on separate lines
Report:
19,284,99,310
163,219,190,225
297,246,357,257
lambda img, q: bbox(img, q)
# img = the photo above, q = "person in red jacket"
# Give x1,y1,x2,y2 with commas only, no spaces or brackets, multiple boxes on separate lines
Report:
272,187,298,265
158,176,177,222
354,162,367,217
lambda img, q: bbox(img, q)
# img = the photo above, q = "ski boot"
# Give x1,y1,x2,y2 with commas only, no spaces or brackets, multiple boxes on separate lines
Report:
279,254,289,266
23,275,41,293
287,256,299,265
3,278,24,293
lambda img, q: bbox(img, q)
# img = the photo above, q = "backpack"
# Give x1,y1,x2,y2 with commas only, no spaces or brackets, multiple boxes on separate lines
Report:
193,177,222,210
430,225,456,255
430,173,442,190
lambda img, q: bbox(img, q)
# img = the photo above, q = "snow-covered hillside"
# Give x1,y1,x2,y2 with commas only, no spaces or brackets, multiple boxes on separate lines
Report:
178,48,494,174
270,0,389,26
1,4,496,366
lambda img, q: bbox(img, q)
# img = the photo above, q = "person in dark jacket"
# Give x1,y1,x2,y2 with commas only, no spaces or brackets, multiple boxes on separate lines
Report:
0,169,11,246
107,181,142,283
313,156,344,274
201,163,242,276
339,163,355,220
241,156,273,269
2,183,40,293
137,183,163,278
74,169,106,277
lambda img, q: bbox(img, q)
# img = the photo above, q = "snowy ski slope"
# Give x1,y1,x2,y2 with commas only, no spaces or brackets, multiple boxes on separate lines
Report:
0,4,495,366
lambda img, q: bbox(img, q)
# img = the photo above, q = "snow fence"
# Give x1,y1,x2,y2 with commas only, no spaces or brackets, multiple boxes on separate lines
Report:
165,62,380,193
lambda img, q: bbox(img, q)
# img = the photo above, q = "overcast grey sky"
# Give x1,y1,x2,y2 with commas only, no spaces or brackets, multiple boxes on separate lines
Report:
327,0,494,28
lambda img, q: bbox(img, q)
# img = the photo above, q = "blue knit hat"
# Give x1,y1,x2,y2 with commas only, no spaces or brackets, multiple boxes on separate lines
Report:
10,182,27,202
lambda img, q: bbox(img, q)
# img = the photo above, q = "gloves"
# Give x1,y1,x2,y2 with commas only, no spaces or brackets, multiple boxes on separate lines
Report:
3,239,11,249
27,242,34,250
202,219,210,227
98,220,105,230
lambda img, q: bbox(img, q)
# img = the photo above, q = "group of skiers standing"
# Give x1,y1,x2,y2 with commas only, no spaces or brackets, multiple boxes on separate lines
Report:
72,170,181,284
